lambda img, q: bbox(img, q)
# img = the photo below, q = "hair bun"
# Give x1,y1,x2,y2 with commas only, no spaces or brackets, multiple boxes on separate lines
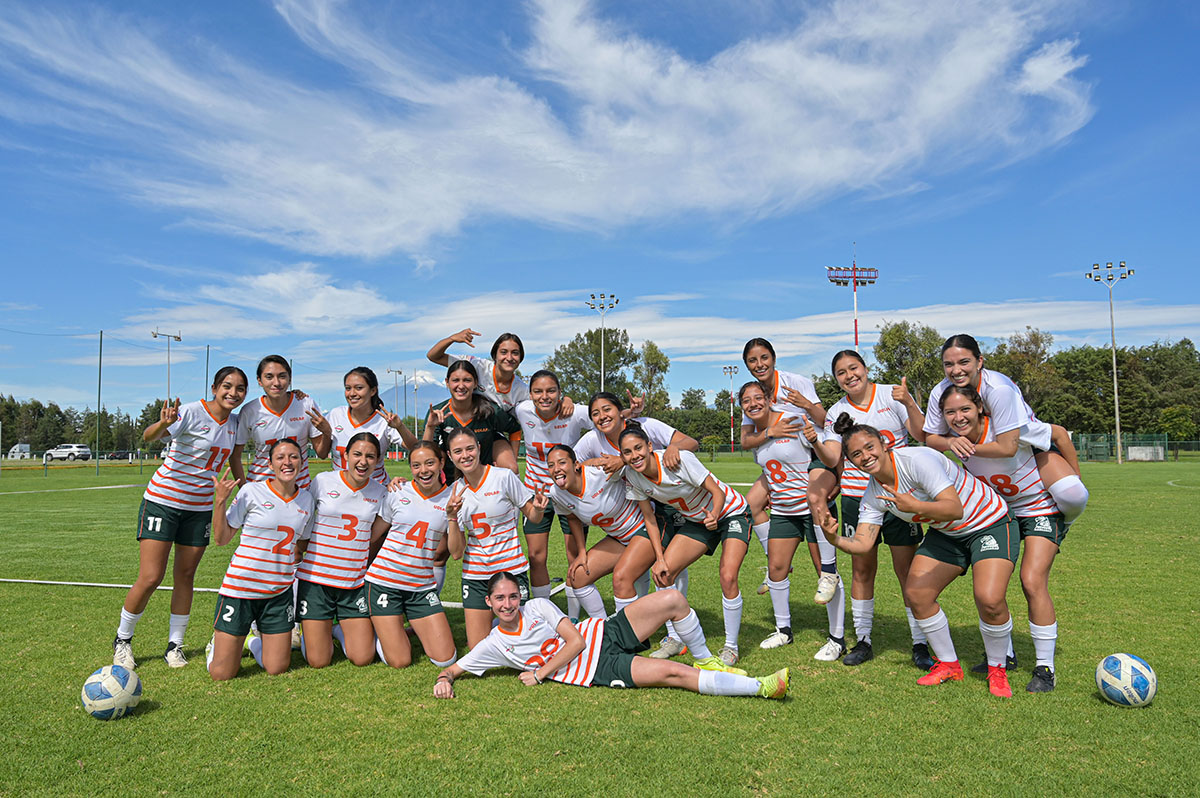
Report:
832,412,855,436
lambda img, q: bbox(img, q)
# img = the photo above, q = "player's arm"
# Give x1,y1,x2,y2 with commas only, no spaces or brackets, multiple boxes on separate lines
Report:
444,484,466,560
210,476,239,546
581,454,624,474
427,328,481,367
781,385,827,426
368,515,390,563
891,378,927,443
143,398,180,442
519,618,586,687
701,474,725,530
229,444,248,485
433,662,467,698
968,429,1019,459
520,485,549,525
1050,424,1082,475
565,515,589,583
816,511,878,555
880,484,962,523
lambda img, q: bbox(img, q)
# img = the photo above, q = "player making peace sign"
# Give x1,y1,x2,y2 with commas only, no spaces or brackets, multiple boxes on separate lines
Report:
325,367,418,486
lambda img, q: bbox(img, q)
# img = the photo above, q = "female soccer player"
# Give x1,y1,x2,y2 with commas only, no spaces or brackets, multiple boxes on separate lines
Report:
441,428,547,649
816,416,1020,697
940,385,1078,692
426,328,529,410
921,334,1088,524
432,572,787,699
294,432,387,668
207,439,314,680
112,366,247,671
425,360,521,481
230,355,329,489
620,424,752,667
740,381,846,661
364,441,458,670
324,367,418,486
807,350,932,669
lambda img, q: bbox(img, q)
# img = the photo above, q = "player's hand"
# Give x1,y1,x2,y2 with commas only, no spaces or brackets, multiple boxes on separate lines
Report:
532,484,549,512
558,396,575,418
160,398,181,426
518,671,542,687
598,454,624,475
652,557,672,588
662,443,682,470
387,476,407,493
803,419,819,444
444,483,464,519
782,387,815,412
947,436,975,461
291,388,310,400
569,552,590,583
625,390,645,418
815,507,840,541
433,679,455,699
703,509,718,531
382,410,406,431
452,328,481,348
768,416,801,440
891,377,918,408
307,406,332,437
427,406,445,428
212,475,238,504
875,485,922,514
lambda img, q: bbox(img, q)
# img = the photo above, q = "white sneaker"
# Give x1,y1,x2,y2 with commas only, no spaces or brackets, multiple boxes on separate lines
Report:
113,636,136,670
759,627,794,649
291,625,302,651
757,575,770,595
648,637,688,659
814,572,839,605
718,644,741,667
164,641,188,668
813,637,846,661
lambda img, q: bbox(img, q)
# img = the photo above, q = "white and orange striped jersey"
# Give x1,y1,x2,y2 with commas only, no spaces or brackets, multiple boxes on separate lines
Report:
859,447,1009,537
956,417,1060,518
143,400,239,511
453,354,529,411
513,400,592,491
365,482,453,593
752,413,813,516
573,416,678,461
326,405,399,486
456,598,605,687
219,480,315,599
456,465,532,580
550,466,643,544
822,384,912,499
624,450,747,523
234,394,323,488
741,369,821,428
296,470,386,589
924,369,1053,450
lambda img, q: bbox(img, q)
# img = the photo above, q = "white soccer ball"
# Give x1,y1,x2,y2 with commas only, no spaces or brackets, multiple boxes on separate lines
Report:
1095,653,1157,707
81,665,143,720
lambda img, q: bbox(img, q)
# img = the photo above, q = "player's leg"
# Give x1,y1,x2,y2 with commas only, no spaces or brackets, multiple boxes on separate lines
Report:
1036,449,1088,524
207,631,247,681
1020,534,1061,692
464,608,494,650
620,587,716,663
336,617,376,666
611,537,656,613
300,619,335,667
568,537,623,619
630,657,786,698
115,537,173,668
888,542,931,668
523,530,551,598
410,610,458,667
809,530,846,661
761,531,800,649
662,535,707,587
370,613,414,669
747,477,770,593
904,553,966,684
716,536,749,665
257,632,293,675
845,544,878,666
972,557,1016,697
561,515,586,619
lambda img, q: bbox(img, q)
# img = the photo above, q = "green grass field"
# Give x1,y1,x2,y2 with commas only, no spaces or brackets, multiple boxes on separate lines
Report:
1,461,1197,796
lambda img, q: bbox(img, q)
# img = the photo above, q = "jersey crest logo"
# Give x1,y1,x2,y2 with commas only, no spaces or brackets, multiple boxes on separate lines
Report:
398,497,411,505
255,420,268,428
198,425,211,433
334,425,344,433
443,425,455,434
327,490,340,498
979,535,999,552
526,421,535,428
1034,516,1052,532
262,501,275,509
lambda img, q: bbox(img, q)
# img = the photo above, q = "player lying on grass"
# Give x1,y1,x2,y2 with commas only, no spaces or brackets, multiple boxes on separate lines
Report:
432,572,788,700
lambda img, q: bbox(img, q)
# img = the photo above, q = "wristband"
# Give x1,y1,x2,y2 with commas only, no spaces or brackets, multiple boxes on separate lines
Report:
534,672,544,684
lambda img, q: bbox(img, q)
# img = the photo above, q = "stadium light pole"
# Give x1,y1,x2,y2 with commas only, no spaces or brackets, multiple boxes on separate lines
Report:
722,365,738,453
585,293,619,393
150,328,182,400
1087,261,1135,464
826,244,878,347
387,369,403,456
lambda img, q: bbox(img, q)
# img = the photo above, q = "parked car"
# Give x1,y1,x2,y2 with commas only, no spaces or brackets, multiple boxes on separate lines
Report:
45,443,93,461
7,443,31,459
106,450,134,460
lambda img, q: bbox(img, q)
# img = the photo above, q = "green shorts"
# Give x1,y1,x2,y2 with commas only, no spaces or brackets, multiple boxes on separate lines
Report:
590,609,651,688
365,581,445,620
1018,514,1067,547
523,506,576,537
841,495,923,547
461,571,530,611
916,516,1020,571
808,458,831,472
632,523,675,548
673,511,752,556
214,590,294,636
136,498,210,547
768,498,837,542
296,579,369,621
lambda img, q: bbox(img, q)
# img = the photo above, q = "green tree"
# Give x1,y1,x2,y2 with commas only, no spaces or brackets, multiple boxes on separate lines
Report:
679,388,707,411
714,389,732,412
1159,404,1197,460
543,328,638,404
872,320,945,405
813,373,842,409
986,327,1067,417
632,341,671,414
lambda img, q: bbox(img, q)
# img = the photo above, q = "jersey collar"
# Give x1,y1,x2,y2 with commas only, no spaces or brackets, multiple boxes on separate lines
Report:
260,394,295,418
339,470,365,493
266,478,297,503
847,383,876,413
466,465,491,493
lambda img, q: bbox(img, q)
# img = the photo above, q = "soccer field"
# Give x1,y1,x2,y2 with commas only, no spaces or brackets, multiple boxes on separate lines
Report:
1,462,1197,796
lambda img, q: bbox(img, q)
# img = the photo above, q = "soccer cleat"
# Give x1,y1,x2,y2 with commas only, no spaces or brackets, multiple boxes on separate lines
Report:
291,625,303,651
917,659,964,686
813,637,846,661
756,668,789,700
911,643,936,671
718,644,741,668
1026,665,1056,693
693,656,748,676
757,575,770,595
163,641,188,668
970,653,1017,674
113,636,136,670
987,664,1013,697
648,637,688,659
759,627,794,649
843,639,874,666
813,572,839,605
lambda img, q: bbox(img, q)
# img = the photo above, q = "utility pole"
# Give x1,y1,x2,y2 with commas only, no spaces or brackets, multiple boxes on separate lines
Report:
1087,261,1135,464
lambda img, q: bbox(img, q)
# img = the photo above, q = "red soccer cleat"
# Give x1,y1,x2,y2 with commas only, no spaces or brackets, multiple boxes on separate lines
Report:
917,659,964,686
987,664,1013,697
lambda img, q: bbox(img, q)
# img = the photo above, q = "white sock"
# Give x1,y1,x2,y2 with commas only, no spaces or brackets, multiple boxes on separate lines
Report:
826,576,845,639
300,632,307,659
116,608,143,640
633,570,651,598
613,594,636,614
767,577,791,629
205,636,216,669
851,598,874,644
574,584,606,619
815,526,838,568
905,607,927,644
752,522,770,556
375,637,388,666
675,568,689,597
433,565,447,594
565,586,581,621
531,584,552,599
979,617,1013,668
331,623,346,653
168,613,189,646
1047,475,1088,524
430,651,458,668
721,593,743,650
1030,621,1058,670
697,669,761,697
248,635,264,668
915,609,957,663
671,609,712,660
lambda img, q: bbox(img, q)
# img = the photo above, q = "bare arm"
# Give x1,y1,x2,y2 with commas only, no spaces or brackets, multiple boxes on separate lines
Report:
1050,424,1081,475
519,618,586,686
433,662,467,698
143,398,180,442
210,477,238,546
229,444,247,484
891,379,927,443
427,328,481,367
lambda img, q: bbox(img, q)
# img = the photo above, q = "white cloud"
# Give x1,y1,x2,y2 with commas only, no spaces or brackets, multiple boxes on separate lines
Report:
0,0,1093,260
59,351,196,368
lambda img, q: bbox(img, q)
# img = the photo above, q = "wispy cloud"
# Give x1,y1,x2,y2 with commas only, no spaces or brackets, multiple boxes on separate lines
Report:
0,0,1094,261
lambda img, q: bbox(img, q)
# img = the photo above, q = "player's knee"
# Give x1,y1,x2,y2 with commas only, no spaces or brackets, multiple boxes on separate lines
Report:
611,570,634,596
718,570,739,595
975,595,1007,621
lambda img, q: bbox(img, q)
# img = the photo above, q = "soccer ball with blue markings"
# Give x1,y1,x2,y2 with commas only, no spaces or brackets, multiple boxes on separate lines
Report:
1095,653,1156,707
81,665,142,720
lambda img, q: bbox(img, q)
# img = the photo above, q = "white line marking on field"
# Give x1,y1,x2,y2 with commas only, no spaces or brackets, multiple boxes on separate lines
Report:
727,482,755,487
1167,480,1200,489
0,484,141,496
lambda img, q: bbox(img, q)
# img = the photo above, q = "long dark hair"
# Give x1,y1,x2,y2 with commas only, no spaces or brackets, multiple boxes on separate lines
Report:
941,334,982,359
345,367,384,412
256,355,291,379
490,333,525,363
742,337,776,364
446,360,494,421
211,366,248,393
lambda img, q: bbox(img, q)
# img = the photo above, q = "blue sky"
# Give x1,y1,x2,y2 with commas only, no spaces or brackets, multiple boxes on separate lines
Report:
0,0,1197,417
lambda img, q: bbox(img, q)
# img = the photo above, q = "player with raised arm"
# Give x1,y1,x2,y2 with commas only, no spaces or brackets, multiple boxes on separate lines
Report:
207,439,314,680
112,366,247,671
816,416,1020,697
432,572,786,699
294,432,387,668
325,367,418,486
424,360,521,481
427,328,529,411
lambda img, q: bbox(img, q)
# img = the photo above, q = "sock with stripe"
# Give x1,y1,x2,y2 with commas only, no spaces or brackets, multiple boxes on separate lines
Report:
851,598,874,645
116,608,142,640
671,609,712,660
168,613,190,646
767,577,791,629
915,608,957,663
697,669,760,697
573,584,606,620
1030,621,1058,670
721,593,743,650
980,617,1014,668
905,607,927,644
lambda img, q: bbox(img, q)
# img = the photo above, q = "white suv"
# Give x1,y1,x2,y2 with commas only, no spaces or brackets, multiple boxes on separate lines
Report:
45,443,92,461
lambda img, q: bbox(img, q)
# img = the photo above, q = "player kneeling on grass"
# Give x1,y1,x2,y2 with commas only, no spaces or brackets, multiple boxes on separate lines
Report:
208,439,314,680
432,572,788,700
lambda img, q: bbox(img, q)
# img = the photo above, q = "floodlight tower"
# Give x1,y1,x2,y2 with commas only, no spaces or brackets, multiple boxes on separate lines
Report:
826,244,878,347
1086,261,1135,464
150,328,182,399
722,365,738,453
585,293,619,392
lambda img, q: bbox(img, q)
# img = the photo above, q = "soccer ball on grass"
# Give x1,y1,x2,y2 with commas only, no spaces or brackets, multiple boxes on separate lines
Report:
1095,653,1156,707
81,665,142,720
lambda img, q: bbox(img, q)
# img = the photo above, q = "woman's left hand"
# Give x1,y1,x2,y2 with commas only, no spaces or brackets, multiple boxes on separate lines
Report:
307,406,332,437
558,396,575,418
518,671,542,687
662,444,682,470
875,486,923,515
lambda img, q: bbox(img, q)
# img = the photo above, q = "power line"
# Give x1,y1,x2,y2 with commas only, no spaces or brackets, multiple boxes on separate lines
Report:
0,325,96,338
